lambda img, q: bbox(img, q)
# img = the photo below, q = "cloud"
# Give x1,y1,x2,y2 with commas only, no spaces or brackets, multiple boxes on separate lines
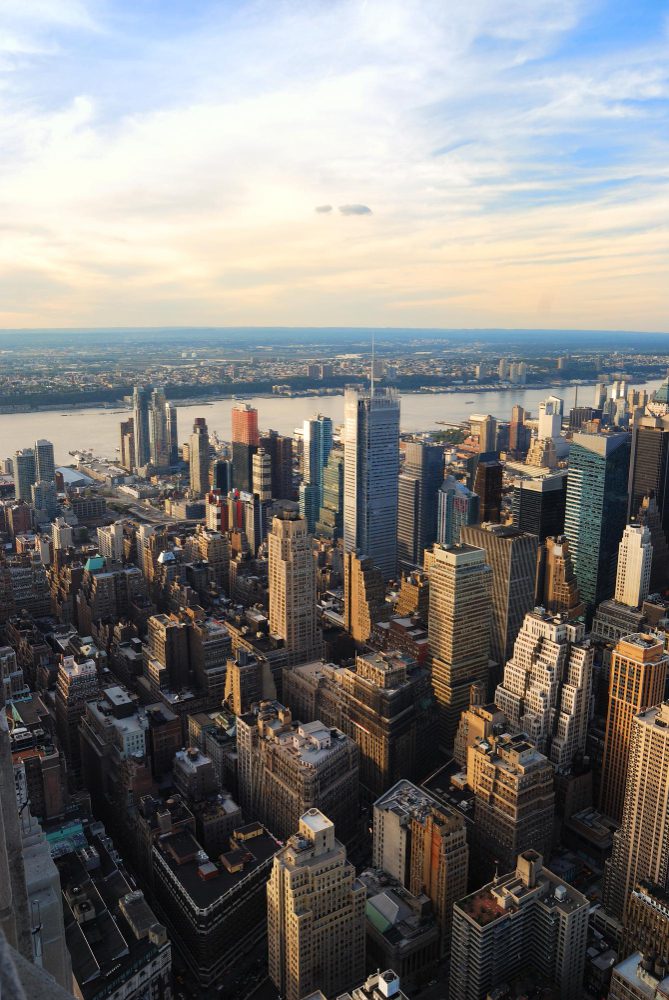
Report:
0,0,667,329
338,204,372,215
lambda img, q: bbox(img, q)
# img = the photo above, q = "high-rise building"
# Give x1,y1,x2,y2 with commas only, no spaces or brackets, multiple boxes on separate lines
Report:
473,458,503,523
232,403,259,492
603,701,669,919
372,780,468,955
535,535,585,617
167,402,178,464
315,447,345,539
627,412,669,535
509,404,531,454
120,416,135,471
54,655,100,786
436,476,479,545
252,447,273,502
538,395,564,440
495,611,593,772
428,543,491,749
469,414,497,453
300,415,333,532
232,402,260,445
511,471,567,540
599,633,668,822
34,439,55,483
267,809,366,1000
237,703,359,842
466,732,555,879
615,523,653,608
623,882,669,960
344,385,400,579
12,448,36,501
132,385,151,469
343,550,389,643
268,511,321,664
283,652,437,800
145,613,191,692
31,480,58,519
637,494,669,592
261,429,295,501
189,417,210,495
397,442,444,570
564,431,631,615
96,519,125,561
460,524,538,677
51,517,74,552
149,386,171,470
450,851,588,1000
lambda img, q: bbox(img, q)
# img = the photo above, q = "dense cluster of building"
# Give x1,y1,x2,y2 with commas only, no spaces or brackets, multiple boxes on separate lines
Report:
3,372,669,1000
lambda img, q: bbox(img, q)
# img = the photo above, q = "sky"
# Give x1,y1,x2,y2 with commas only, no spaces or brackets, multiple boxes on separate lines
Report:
0,0,668,331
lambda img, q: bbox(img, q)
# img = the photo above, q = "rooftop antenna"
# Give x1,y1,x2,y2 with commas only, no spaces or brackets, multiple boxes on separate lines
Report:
370,330,375,398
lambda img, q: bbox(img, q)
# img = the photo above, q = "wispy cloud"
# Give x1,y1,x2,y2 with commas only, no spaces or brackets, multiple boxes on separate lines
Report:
0,0,667,329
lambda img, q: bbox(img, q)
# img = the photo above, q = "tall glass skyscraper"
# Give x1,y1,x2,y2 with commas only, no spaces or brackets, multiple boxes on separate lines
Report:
397,441,444,570
564,431,630,617
34,439,55,483
132,385,151,469
343,386,400,579
299,414,333,532
149,386,171,470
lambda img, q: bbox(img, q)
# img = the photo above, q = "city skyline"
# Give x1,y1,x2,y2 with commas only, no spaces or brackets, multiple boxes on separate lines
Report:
1,2,668,330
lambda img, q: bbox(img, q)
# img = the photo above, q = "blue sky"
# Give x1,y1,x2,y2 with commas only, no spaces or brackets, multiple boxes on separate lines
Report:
0,0,668,329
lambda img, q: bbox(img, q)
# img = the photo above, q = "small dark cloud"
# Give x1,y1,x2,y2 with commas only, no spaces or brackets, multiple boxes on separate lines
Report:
315,204,333,213
339,204,372,215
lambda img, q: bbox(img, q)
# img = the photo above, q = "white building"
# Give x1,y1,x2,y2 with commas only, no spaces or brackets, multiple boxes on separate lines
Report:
538,395,564,440
615,523,653,608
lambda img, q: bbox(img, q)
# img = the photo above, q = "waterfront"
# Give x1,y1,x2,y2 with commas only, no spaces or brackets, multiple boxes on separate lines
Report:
0,380,663,465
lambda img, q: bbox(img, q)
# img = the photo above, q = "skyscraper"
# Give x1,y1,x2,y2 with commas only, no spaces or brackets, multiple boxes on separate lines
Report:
428,543,491,749
509,404,530,454
469,414,497,453
537,395,564,440
397,442,444,570
132,385,151,469
564,431,630,616
315,447,345,539
437,476,479,545
344,385,400,579
268,511,321,664
460,524,539,676
149,386,171,470
119,416,135,471
473,458,503,523
637,494,669,592
167,402,179,465
189,417,210,494
34,439,55,483
232,404,259,492
232,402,260,445
511,471,567,540
451,852,588,1000
12,448,36,501
603,701,669,920
343,550,389,644
267,809,365,1000
615,523,653,608
627,412,669,534
535,535,585,618
599,633,668,822
261,429,295,501
495,610,593,772
252,447,273,502
300,414,333,532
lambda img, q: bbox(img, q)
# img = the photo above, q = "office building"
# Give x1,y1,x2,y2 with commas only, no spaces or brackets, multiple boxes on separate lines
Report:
189,417,210,495
627,412,669,535
467,733,555,878
623,882,669,961
132,384,151,470
283,651,437,799
538,395,564,440
252,447,273,502
564,432,630,615
495,611,593,772
12,449,36,501
31,480,58,519
511,471,567,540
149,385,172,470
473,458,503,523
119,416,135,471
450,851,588,1000
509,405,531,454
237,702,359,842
34,439,55,483
397,442,444,570
232,403,259,492
300,415,333,532
54,654,99,786
526,435,558,469
267,809,365,1000
315,447,345,540
615,523,653,608
437,476,479,545
268,511,321,664
372,780,468,956
604,702,669,919
469,414,497,453
460,524,538,676
599,634,668,822
344,385,400,579
428,543,491,749
96,520,124,562
261,428,295,501
637,494,669,592
453,682,505,767
343,549,389,644
232,402,260,445
535,535,585,618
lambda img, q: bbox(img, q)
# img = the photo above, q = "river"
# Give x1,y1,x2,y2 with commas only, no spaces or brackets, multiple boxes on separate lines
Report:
0,380,664,465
